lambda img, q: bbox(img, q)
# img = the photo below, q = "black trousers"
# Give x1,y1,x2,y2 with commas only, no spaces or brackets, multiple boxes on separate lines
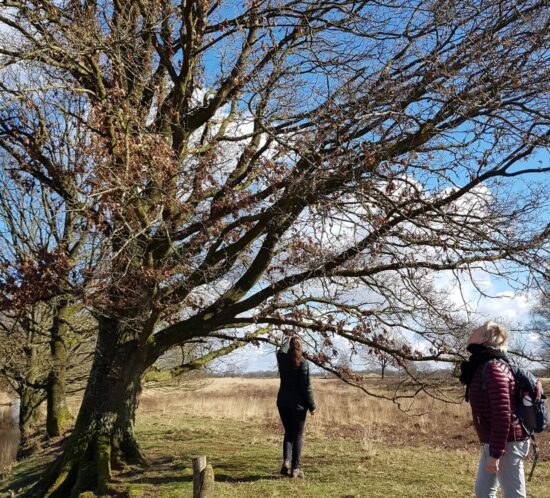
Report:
278,405,307,469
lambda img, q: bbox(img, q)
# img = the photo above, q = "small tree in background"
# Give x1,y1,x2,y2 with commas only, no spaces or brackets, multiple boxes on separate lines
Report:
369,348,397,380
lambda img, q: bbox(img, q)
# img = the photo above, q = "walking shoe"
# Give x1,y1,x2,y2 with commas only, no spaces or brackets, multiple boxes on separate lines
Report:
280,460,291,477
291,468,304,478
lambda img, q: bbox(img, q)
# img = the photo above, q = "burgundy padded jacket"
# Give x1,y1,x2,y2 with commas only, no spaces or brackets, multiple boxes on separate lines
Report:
468,360,528,458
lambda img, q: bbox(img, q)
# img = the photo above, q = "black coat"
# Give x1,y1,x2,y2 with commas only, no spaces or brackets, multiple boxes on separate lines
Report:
276,341,316,412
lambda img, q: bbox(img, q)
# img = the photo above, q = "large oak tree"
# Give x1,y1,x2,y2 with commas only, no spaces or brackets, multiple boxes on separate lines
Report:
0,1,549,495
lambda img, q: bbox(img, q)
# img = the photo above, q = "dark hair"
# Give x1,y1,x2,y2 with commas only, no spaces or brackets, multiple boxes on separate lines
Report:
289,336,303,369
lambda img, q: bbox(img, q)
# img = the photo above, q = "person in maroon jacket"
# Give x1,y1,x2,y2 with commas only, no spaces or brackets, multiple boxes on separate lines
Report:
460,321,530,498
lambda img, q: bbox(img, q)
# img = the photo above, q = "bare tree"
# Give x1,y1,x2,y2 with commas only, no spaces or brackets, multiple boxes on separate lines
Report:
530,261,550,372
366,346,397,379
0,142,101,439
0,1,549,495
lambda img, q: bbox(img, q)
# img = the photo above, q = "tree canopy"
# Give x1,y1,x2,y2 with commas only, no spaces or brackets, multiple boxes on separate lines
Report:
0,1,549,495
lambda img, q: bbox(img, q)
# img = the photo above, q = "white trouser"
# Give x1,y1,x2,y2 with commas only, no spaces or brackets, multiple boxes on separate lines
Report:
475,440,530,498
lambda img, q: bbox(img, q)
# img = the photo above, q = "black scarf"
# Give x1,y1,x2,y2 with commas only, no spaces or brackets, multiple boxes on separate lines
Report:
459,344,508,401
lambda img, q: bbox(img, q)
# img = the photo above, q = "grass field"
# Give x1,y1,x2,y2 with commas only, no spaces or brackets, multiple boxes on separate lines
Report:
2,377,550,497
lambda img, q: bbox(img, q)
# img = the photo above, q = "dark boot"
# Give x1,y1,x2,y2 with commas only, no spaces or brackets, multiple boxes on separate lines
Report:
280,460,291,477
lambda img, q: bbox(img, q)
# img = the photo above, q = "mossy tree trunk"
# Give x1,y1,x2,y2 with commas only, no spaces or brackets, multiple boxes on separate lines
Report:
35,315,148,498
16,331,45,460
46,301,73,438
17,383,43,460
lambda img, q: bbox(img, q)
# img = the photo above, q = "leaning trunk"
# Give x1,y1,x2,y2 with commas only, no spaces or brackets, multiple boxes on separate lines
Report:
34,316,149,498
46,302,73,438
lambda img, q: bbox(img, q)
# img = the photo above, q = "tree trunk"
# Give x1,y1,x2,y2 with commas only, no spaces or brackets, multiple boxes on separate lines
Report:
34,315,148,498
17,384,43,460
17,335,44,460
46,302,73,438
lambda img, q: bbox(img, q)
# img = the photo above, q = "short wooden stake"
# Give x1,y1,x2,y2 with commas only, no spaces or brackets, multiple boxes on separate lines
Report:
192,456,214,498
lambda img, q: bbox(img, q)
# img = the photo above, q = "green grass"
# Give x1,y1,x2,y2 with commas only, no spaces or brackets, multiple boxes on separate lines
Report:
123,414,550,498
2,412,550,497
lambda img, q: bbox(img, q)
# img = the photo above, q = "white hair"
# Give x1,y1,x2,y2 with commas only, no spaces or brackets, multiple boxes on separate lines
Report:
482,321,509,352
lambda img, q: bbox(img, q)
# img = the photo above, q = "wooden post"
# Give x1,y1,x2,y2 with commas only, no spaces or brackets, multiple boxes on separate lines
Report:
192,456,214,498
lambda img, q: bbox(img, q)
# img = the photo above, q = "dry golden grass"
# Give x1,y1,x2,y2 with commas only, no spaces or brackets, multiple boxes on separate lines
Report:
139,377,477,450
0,392,12,406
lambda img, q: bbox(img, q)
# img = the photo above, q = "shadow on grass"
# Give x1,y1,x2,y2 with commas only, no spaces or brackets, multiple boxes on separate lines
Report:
123,474,193,486
0,438,65,497
120,455,279,488
215,473,280,483
118,457,190,486
0,458,48,496
201,458,280,484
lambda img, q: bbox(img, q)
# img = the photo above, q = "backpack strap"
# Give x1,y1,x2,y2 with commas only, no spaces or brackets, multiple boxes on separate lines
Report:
480,358,508,390
528,435,538,482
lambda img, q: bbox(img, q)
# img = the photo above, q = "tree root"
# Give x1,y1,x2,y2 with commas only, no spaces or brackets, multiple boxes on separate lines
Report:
32,428,145,498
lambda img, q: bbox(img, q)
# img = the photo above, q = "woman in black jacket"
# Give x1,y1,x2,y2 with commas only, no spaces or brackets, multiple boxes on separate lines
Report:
276,336,316,478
